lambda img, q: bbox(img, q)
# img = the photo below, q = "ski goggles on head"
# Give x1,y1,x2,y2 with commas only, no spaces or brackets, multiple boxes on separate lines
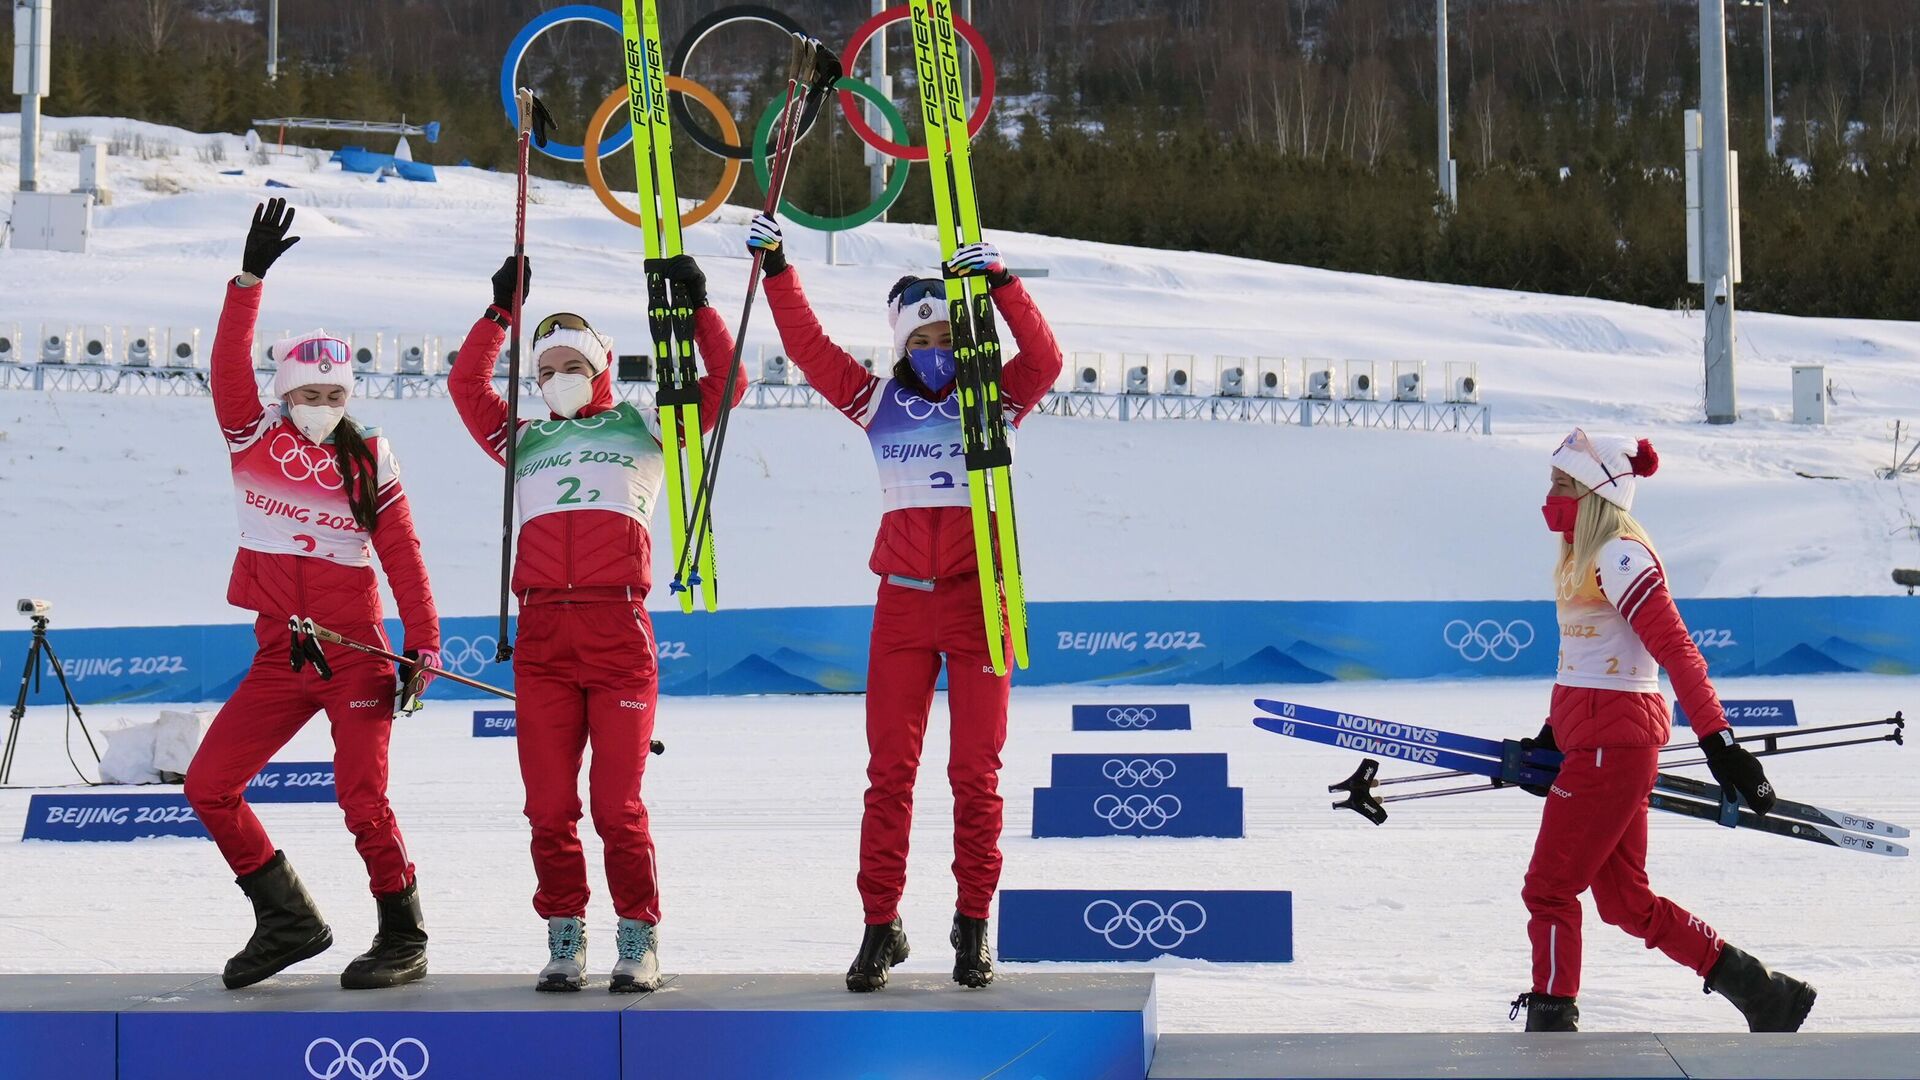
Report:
533,312,594,342
277,337,350,367
895,279,946,309
1558,427,1625,489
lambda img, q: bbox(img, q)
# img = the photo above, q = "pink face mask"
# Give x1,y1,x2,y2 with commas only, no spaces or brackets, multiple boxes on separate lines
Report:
1541,494,1583,541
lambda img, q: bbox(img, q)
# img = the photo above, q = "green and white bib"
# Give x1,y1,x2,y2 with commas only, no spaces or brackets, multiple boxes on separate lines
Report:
513,403,664,527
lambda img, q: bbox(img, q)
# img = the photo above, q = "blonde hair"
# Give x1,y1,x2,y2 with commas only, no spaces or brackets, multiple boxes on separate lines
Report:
1555,479,1658,599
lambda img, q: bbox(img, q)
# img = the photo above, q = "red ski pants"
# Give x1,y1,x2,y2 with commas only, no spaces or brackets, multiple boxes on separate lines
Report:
186,616,413,895
859,575,1011,925
1522,744,1723,997
512,599,660,923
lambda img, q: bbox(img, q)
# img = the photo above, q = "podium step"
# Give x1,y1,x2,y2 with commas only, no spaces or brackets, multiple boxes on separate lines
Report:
0,971,1157,1080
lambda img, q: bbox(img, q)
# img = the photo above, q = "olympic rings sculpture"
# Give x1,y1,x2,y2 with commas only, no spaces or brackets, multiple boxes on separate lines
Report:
499,4,996,232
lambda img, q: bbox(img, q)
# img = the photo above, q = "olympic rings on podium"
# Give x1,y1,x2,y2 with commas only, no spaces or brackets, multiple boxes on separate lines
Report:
583,77,743,230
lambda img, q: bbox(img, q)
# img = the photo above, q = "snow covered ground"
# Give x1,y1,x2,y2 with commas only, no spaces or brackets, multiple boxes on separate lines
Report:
3,115,1920,627
0,676,1913,1033
1,117,1916,1034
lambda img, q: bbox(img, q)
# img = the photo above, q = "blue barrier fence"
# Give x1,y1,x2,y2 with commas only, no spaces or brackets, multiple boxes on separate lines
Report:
4,596,1914,705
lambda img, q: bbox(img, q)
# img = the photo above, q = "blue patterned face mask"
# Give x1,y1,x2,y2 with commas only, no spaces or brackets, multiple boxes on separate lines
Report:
908,347,956,392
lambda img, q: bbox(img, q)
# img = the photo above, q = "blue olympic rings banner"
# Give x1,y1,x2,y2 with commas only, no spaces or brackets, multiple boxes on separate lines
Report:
999,889,1293,964
4,596,1916,706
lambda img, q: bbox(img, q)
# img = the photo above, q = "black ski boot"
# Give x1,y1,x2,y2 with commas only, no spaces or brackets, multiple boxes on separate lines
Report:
223,850,333,989
1706,944,1817,1032
846,918,910,993
951,913,993,989
1510,992,1579,1031
340,880,428,990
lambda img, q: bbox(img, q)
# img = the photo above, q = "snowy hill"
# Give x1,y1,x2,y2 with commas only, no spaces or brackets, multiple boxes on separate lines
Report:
4,115,1920,628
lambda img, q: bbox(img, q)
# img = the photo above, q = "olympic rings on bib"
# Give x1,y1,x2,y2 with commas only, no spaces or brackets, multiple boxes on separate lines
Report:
269,431,345,491
500,3,996,233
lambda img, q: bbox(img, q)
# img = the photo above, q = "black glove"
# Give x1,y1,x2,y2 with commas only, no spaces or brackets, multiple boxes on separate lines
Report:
1516,723,1557,797
647,254,708,308
1700,729,1776,816
491,255,531,312
242,197,301,279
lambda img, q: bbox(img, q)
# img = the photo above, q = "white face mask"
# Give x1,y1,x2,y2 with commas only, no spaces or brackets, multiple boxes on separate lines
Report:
541,372,595,419
288,403,346,444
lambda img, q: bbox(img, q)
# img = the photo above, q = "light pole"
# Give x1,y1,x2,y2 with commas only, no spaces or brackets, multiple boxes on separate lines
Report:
1700,0,1739,423
13,0,53,193
1435,0,1455,204
1739,0,1781,158
266,0,279,82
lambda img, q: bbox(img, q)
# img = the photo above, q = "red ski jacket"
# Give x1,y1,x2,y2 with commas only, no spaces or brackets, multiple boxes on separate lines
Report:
763,270,1063,581
449,304,743,601
212,278,439,653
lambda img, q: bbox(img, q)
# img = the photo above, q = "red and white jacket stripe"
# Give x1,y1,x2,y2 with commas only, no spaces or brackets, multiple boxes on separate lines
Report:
762,270,1064,581
447,304,744,600
212,277,439,653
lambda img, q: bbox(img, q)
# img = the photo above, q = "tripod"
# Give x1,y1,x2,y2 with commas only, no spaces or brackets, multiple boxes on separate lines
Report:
2,614,100,785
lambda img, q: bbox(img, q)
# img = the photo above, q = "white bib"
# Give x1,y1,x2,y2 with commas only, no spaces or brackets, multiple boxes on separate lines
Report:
513,403,664,527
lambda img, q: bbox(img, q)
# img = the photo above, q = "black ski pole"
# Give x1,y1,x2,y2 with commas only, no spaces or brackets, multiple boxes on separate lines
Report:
674,36,841,593
495,89,553,663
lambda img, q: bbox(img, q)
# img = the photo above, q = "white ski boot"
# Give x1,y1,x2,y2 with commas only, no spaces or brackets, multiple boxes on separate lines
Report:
610,918,661,993
537,916,586,992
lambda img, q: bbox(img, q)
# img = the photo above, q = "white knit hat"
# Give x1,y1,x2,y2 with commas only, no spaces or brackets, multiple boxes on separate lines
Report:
1550,428,1660,510
270,331,355,399
887,277,949,360
531,323,613,376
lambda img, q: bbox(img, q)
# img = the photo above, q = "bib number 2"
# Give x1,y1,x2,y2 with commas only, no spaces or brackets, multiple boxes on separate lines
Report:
557,476,602,505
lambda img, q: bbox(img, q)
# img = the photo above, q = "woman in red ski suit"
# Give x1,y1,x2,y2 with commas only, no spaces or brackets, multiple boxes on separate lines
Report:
745,213,1063,993
449,254,743,992
1512,429,1815,1032
186,200,441,992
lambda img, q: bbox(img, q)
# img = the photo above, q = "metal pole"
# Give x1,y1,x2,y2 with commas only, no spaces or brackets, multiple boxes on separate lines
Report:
1700,0,1739,424
16,0,51,193
266,0,279,82
868,0,889,223
1761,0,1776,158
1435,0,1452,204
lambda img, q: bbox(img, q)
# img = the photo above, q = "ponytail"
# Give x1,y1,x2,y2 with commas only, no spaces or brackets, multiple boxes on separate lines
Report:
332,421,381,533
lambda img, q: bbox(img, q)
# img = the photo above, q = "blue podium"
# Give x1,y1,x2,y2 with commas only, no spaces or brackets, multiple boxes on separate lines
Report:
0,972,1157,1080
1034,752,1244,838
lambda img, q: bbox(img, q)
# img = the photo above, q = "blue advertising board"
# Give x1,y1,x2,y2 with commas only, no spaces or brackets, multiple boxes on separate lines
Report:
23,762,335,841
243,761,335,803
472,709,517,737
1071,703,1194,731
1032,785,1244,839
1681,698,1798,727
4,596,1913,702
1049,752,1230,791
999,889,1293,963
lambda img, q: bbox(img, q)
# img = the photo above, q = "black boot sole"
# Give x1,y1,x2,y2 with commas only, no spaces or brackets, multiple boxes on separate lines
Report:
1754,984,1818,1033
340,955,427,990
609,974,662,994
952,966,994,989
536,974,586,992
222,926,335,990
845,938,910,993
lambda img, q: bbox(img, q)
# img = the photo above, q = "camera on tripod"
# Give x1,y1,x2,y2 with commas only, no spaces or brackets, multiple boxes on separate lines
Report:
5,595,100,784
